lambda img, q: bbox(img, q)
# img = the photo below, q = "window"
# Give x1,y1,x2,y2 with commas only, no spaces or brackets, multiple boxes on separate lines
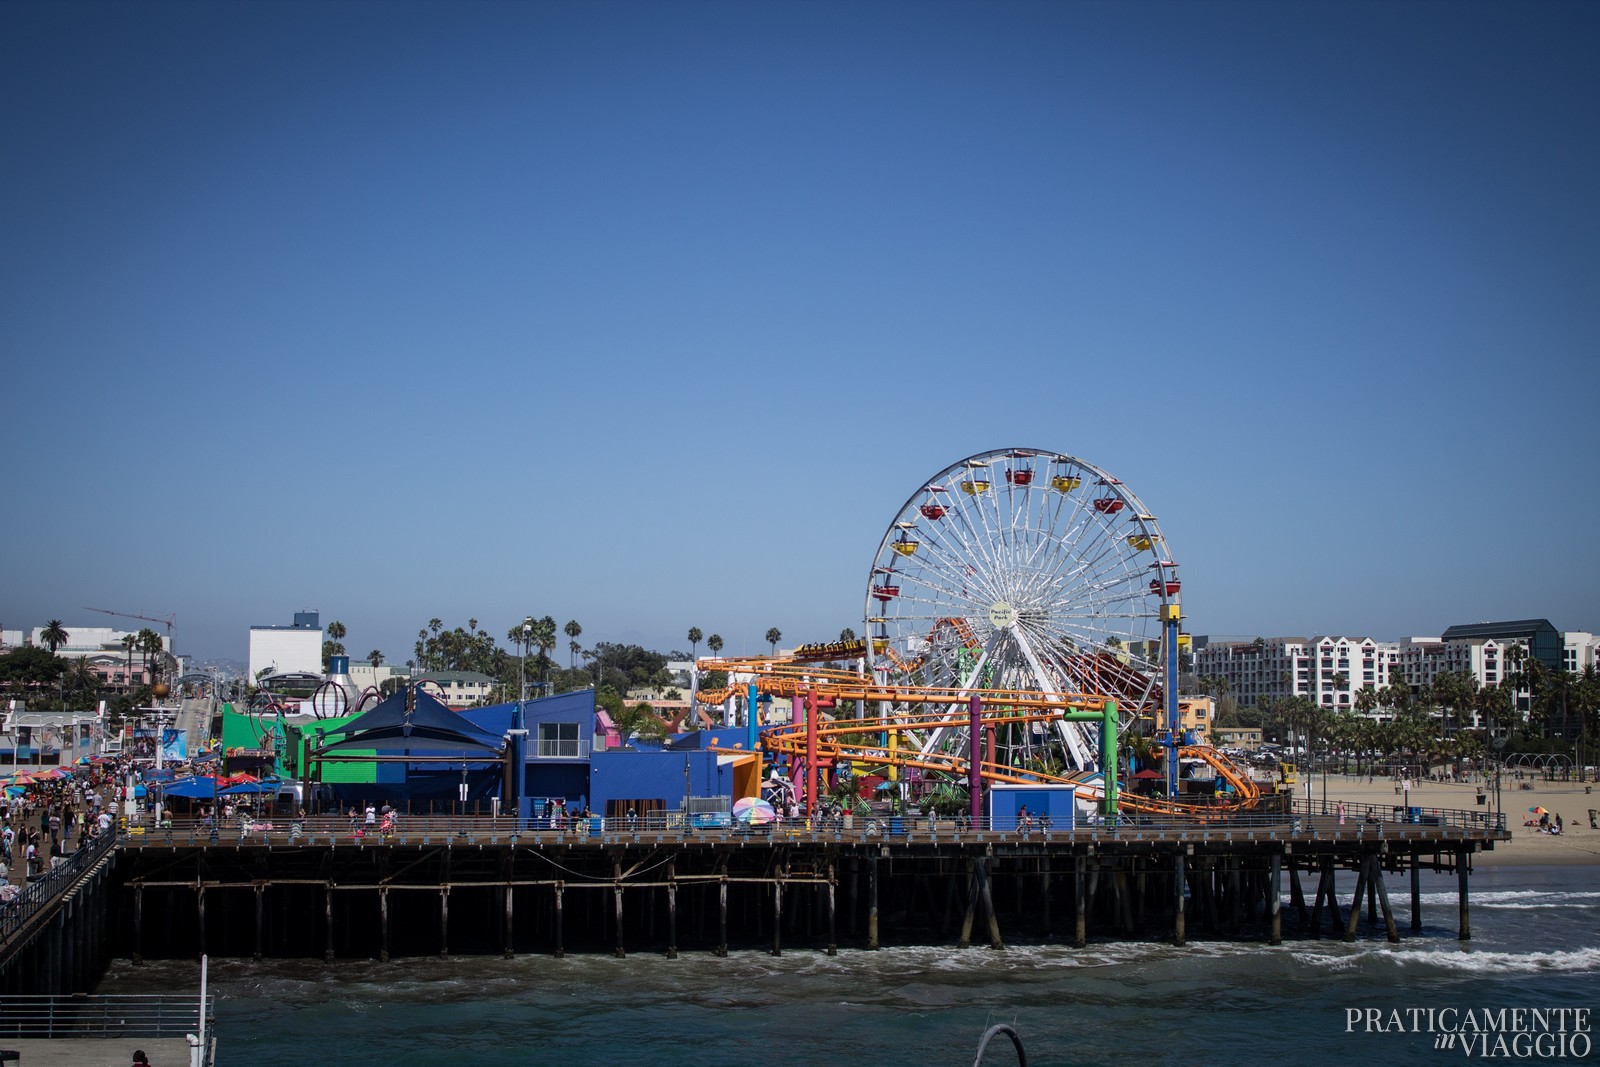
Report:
537,722,581,758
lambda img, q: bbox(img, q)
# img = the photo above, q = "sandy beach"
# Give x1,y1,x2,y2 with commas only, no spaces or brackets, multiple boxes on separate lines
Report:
1304,771,1600,867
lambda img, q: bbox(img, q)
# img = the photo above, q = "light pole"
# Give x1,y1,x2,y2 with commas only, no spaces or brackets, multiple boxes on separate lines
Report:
519,619,532,705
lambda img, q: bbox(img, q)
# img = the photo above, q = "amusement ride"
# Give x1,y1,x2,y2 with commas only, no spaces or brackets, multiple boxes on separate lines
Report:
698,447,1260,820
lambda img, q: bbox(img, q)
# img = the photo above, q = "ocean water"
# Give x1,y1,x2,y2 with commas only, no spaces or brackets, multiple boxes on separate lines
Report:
101,865,1600,1067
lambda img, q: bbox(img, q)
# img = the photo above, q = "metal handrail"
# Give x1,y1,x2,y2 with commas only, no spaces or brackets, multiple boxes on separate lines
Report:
112,798,1505,850
0,829,116,946
0,994,213,1038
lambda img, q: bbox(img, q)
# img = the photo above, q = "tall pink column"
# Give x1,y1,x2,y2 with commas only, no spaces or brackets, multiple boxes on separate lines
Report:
969,695,982,825
788,694,805,804
805,689,818,818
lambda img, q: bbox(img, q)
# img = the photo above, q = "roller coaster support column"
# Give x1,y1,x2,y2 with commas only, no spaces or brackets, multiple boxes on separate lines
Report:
1103,700,1119,818
1163,602,1182,799
805,688,818,819
747,683,759,755
969,695,983,826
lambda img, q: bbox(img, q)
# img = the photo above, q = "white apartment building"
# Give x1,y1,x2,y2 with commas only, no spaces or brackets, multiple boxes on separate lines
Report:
1562,632,1598,674
1194,635,1398,716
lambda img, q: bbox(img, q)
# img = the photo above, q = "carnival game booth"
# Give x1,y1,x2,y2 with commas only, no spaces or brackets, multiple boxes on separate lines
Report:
303,687,512,814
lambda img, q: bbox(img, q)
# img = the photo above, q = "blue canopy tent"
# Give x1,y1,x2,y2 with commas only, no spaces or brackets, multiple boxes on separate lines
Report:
159,777,218,799
305,688,510,812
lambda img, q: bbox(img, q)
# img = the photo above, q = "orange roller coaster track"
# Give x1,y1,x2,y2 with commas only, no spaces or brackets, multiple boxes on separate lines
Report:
694,655,1262,816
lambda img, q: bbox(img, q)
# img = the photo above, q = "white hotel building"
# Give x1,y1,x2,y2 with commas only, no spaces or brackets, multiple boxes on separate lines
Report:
1195,619,1596,732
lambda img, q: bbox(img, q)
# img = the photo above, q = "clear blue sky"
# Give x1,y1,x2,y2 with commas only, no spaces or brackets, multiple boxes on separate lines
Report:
3,0,1597,665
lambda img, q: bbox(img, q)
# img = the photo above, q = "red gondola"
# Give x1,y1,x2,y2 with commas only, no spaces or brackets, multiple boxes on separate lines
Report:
920,504,947,520
1093,497,1125,513
1006,468,1034,486
1149,578,1181,597
872,584,901,602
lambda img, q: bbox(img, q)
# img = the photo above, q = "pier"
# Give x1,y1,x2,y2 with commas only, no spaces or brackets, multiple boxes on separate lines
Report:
0,798,1505,983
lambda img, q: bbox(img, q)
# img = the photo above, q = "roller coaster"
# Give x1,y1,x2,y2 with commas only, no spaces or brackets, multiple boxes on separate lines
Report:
697,654,1262,818
694,447,1268,819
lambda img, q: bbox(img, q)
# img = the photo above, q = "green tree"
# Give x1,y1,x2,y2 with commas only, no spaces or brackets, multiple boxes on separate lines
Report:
367,649,385,668
328,620,347,643
765,627,783,655
0,646,66,691
40,620,69,654
687,627,703,661
707,633,724,658
839,627,856,642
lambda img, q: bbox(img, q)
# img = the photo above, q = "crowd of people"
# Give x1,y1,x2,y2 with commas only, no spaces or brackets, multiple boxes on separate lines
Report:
1,756,131,900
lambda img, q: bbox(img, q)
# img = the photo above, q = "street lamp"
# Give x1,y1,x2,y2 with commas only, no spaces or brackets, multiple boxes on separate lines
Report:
519,619,533,705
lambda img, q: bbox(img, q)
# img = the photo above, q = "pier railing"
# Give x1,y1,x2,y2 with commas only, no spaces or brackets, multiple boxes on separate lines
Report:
0,828,115,947
114,798,1505,849
0,994,213,1039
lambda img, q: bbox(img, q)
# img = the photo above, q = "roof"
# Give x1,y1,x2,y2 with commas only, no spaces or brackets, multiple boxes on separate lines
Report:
315,688,506,757
1439,620,1556,642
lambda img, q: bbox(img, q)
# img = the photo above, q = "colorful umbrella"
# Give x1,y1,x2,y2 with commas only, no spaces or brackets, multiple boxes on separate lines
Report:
1529,806,1549,815
732,797,777,824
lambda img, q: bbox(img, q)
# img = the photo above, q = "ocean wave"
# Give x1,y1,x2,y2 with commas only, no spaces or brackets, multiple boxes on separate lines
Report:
1416,889,1600,908
1291,944,1600,976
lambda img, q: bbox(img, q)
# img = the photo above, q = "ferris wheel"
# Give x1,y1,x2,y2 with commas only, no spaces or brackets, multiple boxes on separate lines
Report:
864,448,1179,771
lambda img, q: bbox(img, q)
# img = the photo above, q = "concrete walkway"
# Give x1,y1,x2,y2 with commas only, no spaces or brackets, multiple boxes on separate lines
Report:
1,1037,203,1065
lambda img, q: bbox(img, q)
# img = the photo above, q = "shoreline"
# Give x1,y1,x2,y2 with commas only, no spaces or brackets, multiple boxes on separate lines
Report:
1289,771,1600,867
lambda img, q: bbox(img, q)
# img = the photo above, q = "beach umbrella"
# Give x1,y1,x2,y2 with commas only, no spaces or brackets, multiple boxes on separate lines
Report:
732,797,777,824
1529,806,1549,815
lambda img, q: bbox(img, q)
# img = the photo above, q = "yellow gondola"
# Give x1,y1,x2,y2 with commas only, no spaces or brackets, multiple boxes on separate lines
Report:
1051,475,1082,492
960,479,991,494
892,539,919,556
1126,533,1160,551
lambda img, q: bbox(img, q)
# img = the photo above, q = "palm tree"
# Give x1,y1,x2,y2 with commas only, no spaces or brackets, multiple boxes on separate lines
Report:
765,628,783,656
468,618,478,635
121,633,137,690
40,620,69,654
707,633,724,658
368,649,385,668
137,628,165,686
429,618,443,637
533,616,557,695
328,620,347,643
839,627,856,642
65,656,101,696
564,620,582,668
687,627,703,661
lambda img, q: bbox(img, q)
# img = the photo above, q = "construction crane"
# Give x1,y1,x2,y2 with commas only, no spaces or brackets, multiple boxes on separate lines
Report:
83,607,176,637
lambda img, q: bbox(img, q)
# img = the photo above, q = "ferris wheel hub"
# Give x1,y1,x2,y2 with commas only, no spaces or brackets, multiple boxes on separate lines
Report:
987,601,1018,630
